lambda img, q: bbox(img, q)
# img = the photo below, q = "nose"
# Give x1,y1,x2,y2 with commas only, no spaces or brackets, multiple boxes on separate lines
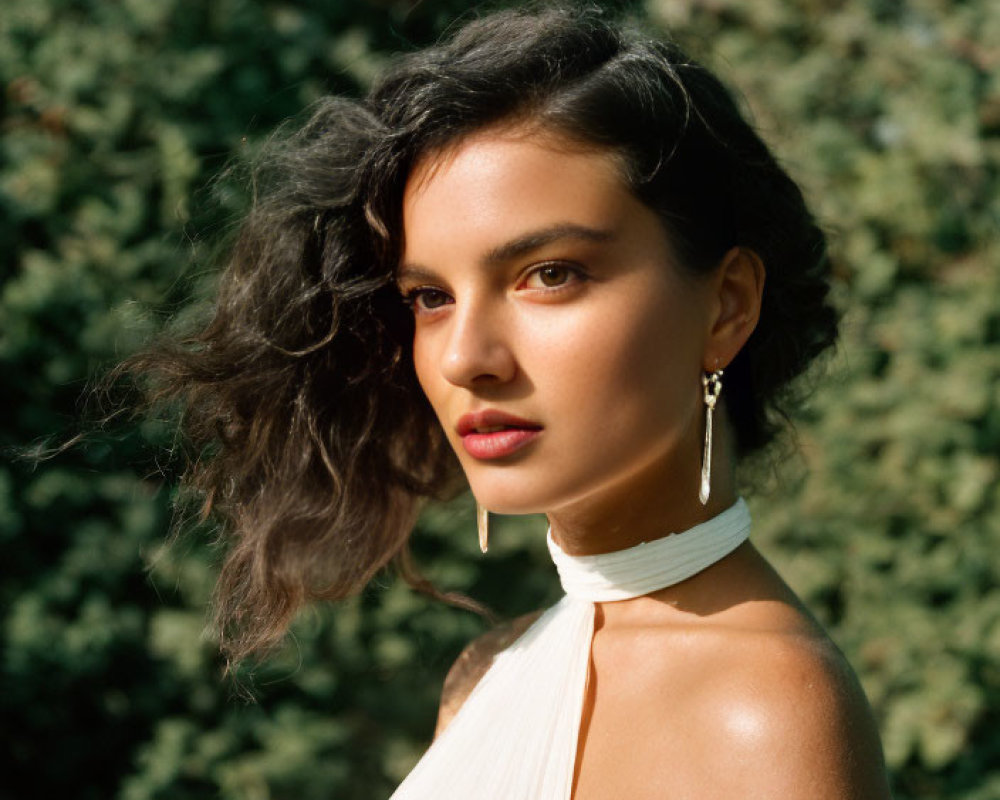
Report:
439,292,517,388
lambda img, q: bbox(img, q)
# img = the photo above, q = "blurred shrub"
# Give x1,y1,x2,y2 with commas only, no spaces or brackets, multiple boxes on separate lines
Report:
1,0,996,798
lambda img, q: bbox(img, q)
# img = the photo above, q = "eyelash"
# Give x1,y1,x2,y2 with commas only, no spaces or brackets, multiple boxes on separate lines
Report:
400,262,586,314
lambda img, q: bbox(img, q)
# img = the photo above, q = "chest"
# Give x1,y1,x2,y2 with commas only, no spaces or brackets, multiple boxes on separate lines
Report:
569,628,713,800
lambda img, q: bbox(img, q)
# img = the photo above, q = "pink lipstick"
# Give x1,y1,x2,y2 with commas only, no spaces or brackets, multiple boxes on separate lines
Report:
456,410,543,460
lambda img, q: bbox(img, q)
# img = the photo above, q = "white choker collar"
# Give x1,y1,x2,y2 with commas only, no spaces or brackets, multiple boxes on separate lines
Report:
546,497,752,602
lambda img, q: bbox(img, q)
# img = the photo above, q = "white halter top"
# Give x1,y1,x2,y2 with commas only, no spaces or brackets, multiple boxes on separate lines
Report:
389,497,752,799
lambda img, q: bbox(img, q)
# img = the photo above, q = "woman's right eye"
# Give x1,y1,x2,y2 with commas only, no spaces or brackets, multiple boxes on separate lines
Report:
403,287,452,313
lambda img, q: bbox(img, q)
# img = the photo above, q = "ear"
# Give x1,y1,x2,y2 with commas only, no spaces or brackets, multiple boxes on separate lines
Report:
703,246,765,371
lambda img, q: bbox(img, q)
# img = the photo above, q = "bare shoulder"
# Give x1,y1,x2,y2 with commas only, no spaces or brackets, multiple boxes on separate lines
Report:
684,628,892,798
434,609,545,738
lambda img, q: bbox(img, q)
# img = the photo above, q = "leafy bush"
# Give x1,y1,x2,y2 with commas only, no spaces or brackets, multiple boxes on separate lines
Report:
2,0,996,797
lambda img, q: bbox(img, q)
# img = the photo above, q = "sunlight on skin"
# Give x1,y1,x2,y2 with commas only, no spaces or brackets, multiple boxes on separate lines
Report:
399,125,763,557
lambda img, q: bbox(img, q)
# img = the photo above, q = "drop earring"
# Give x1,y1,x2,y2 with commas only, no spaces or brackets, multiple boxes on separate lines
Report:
699,368,724,505
477,502,489,553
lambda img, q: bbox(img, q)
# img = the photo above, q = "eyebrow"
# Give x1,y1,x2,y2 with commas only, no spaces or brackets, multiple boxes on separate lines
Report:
397,222,615,283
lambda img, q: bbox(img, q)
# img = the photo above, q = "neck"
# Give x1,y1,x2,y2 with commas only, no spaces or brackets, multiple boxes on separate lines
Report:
547,497,752,602
547,425,738,557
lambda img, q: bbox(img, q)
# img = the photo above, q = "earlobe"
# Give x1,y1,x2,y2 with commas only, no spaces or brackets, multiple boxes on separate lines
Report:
705,246,765,370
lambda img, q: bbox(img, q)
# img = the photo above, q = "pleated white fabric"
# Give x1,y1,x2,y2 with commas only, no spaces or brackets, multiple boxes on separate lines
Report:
389,497,752,800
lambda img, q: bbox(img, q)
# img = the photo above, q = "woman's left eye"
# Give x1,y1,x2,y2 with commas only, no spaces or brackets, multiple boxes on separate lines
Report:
521,263,582,290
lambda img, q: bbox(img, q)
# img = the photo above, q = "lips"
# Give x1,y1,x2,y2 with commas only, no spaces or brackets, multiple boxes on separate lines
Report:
456,410,541,437
456,410,543,459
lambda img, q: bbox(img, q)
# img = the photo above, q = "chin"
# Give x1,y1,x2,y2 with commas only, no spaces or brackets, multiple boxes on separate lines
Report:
468,467,599,517
466,477,554,516
472,492,548,516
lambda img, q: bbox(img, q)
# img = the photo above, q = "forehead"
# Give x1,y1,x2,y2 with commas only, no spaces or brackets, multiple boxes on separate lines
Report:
400,127,638,259
406,123,629,195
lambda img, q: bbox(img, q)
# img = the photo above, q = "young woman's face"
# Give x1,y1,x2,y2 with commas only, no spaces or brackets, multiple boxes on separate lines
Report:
398,127,715,518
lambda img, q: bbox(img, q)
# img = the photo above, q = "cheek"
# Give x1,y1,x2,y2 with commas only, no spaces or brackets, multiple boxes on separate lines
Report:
411,338,440,405
409,335,446,430
528,289,703,440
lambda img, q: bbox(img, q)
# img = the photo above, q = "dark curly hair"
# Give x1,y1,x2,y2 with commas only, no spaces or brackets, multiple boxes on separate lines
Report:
123,3,838,668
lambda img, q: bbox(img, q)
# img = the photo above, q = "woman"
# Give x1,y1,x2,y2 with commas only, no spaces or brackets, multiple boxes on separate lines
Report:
128,4,892,797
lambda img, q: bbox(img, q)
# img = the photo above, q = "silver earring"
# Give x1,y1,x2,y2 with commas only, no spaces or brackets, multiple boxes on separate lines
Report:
477,502,489,553
699,369,724,505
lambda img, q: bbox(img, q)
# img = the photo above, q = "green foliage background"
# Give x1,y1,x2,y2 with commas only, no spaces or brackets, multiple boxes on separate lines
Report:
2,0,997,798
